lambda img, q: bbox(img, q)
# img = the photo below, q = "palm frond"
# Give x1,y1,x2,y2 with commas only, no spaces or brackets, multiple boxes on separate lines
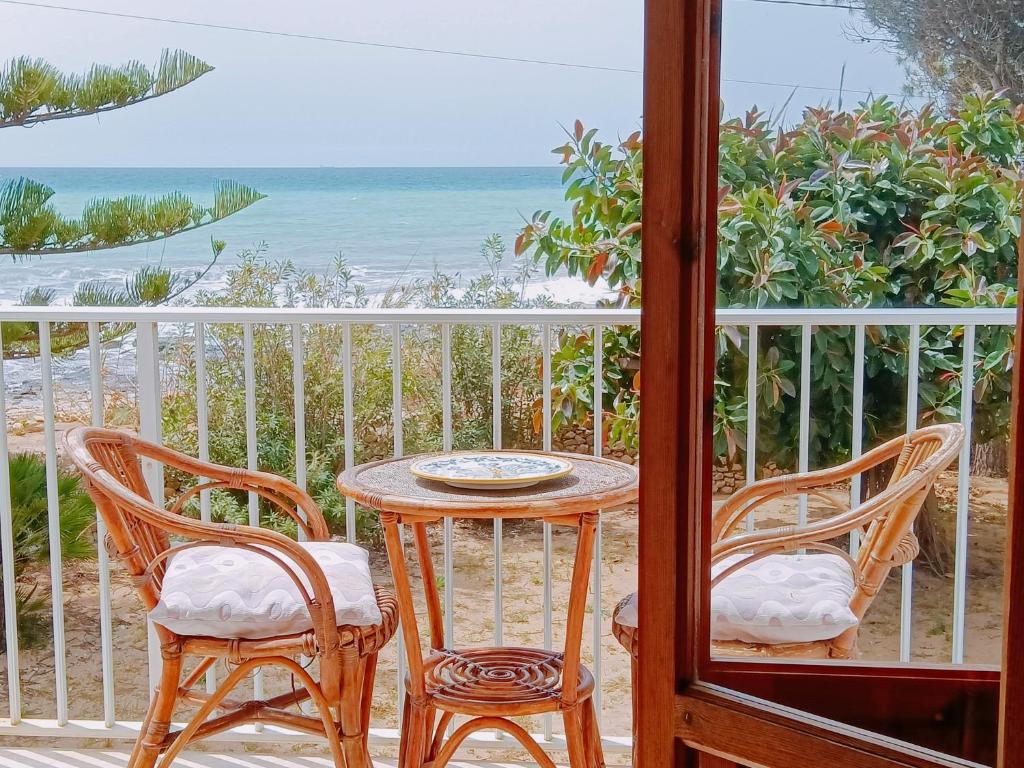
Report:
0,48,212,128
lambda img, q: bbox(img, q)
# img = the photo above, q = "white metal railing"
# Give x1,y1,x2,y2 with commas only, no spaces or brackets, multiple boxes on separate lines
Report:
0,305,1015,753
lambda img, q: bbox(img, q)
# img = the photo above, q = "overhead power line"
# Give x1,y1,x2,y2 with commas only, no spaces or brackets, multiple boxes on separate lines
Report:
731,0,863,9
0,0,642,74
0,0,904,96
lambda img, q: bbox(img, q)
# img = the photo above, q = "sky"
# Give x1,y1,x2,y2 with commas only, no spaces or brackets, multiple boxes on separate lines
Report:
0,0,918,167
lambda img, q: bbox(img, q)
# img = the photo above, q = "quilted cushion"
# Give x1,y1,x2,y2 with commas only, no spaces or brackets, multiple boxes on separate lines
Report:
150,541,382,639
615,553,859,645
710,553,859,644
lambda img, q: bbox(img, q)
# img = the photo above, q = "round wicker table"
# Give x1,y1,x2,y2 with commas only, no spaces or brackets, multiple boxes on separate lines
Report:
337,451,638,768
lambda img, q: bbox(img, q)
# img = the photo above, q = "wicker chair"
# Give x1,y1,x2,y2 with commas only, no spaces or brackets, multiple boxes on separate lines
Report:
65,427,399,768
612,423,964,763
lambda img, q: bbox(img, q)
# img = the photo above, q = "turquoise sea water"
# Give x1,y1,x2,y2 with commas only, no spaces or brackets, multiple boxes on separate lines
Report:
0,167,605,304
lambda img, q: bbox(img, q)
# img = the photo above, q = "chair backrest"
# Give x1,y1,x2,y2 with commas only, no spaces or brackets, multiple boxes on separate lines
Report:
65,428,173,610
849,423,963,621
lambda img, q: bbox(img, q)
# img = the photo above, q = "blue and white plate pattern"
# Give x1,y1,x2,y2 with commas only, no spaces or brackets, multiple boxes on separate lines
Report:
410,452,574,489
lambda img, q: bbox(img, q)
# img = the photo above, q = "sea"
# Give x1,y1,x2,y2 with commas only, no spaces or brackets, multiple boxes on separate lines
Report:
0,166,612,305
0,167,610,409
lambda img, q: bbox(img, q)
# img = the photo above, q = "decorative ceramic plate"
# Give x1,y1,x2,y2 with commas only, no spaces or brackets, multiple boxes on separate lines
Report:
409,452,574,489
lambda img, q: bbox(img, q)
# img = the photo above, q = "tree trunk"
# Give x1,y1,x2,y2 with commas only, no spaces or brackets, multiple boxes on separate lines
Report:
861,457,950,577
971,436,1009,478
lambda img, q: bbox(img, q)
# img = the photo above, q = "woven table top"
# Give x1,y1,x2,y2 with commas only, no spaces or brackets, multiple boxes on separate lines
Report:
337,451,638,520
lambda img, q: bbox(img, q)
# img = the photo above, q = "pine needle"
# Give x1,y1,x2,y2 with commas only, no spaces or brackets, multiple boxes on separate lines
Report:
0,178,265,256
0,48,213,127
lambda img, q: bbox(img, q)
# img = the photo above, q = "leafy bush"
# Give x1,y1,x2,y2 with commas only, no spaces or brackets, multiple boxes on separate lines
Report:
161,240,554,544
0,452,96,648
518,94,1023,470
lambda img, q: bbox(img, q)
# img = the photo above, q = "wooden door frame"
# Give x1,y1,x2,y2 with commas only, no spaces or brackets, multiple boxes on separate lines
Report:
638,0,1024,766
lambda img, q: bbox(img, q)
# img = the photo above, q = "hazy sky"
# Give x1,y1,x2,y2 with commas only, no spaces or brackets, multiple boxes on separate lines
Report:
0,0,916,167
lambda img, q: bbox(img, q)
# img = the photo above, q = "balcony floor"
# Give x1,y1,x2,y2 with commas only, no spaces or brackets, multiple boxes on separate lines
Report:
0,748,566,768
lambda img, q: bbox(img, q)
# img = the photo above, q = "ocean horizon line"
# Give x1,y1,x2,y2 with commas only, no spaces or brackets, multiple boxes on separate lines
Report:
0,164,559,171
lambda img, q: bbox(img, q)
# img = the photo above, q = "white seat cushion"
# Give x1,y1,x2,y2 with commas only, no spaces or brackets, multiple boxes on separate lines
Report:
712,553,859,644
615,553,859,645
150,541,382,640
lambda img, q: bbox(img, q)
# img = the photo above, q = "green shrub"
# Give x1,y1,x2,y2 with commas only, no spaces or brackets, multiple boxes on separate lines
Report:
162,239,554,545
517,94,1023,469
1,452,96,649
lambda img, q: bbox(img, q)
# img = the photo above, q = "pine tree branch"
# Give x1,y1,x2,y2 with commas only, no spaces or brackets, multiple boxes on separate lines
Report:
3,239,229,358
0,49,213,129
0,179,265,255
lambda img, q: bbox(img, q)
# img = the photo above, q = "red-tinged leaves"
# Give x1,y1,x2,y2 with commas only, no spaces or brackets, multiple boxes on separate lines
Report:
574,119,584,141
632,370,640,393
818,219,844,234
620,131,642,151
587,252,609,285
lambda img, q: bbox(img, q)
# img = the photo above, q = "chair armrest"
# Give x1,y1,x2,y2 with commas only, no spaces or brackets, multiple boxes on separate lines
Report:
711,425,963,586
712,434,910,541
128,436,330,540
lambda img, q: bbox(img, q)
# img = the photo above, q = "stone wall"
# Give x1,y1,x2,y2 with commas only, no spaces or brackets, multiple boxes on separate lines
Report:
552,423,636,465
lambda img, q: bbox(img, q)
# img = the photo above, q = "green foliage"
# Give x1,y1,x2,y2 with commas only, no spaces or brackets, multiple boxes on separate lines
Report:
0,178,263,256
0,49,212,128
0,453,96,648
1,48,262,365
519,93,1023,468
161,242,551,545
518,120,642,304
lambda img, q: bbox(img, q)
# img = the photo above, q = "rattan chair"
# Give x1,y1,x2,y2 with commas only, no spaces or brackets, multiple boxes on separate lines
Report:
612,423,964,763
65,427,399,768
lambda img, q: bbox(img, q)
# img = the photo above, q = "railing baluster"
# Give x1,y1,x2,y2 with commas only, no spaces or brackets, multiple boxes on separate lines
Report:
850,324,866,559
901,323,922,663
88,322,116,725
441,325,454,649
491,323,503,649
441,323,455,738
135,321,163,696
745,324,758,530
342,324,356,544
0,326,21,724
392,323,404,456
391,322,408,728
194,322,217,697
291,324,307,531
290,322,311,712
242,323,263,707
798,323,812,529
542,324,554,741
591,323,603,723
195,323,212,526
39,322,69,724
952,323,976,664
243,323,259,527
